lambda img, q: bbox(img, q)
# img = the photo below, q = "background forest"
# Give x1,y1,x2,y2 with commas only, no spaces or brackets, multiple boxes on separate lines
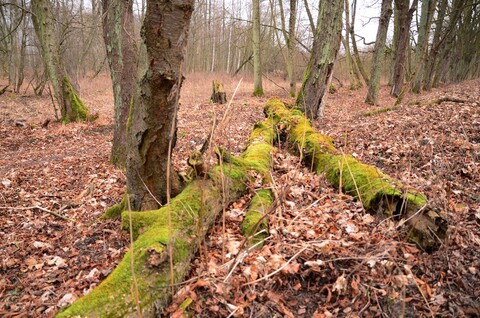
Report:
1,0,479,98
1,0,479,317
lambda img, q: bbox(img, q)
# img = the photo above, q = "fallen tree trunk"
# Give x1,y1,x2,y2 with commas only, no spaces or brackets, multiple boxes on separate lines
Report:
265,100,448,251
57,118,275,317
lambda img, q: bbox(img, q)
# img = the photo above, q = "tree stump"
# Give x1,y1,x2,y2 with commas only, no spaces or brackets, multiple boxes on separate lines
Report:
210,80,227,104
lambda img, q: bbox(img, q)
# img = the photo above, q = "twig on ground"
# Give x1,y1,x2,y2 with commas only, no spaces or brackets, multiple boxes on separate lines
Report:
242,246,307,286
0,205,72,221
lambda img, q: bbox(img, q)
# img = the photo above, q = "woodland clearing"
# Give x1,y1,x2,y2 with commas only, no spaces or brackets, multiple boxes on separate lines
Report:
0,73,479,317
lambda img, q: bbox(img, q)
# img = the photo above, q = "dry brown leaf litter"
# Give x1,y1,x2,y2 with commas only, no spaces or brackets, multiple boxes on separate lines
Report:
1,74,479,317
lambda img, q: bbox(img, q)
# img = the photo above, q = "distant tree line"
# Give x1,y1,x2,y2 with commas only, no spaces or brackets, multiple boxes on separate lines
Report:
1,1,478,106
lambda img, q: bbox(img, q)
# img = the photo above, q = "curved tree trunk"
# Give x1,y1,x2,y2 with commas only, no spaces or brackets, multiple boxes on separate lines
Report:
31,0,91,123
103,0,138,168
365,0,392,105
297,0,343,119
126,0,194,211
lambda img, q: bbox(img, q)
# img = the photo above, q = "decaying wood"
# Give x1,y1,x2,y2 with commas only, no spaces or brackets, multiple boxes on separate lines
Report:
57,115,275,317
264,100,448,251
210,80,227,104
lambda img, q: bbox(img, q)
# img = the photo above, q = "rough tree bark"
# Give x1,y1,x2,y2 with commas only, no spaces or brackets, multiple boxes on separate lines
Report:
365,0,392,105
102,0,138,168
252,0,264,97
126,0,194,211
31,0,92,123
297,0,343,119
390,0,418,97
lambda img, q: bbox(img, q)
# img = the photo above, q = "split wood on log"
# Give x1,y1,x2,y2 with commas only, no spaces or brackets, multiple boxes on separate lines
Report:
264,100,448,252
57,114,275,317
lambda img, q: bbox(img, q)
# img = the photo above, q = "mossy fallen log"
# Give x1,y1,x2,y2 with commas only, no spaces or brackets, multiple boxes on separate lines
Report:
57,116,275,317
265,100,447,251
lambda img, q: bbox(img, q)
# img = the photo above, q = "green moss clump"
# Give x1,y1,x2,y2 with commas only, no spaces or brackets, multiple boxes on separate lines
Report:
101,195,128,219
61,77,91,124
328,83,337,94
247,118,276,145
319,154,402,210
121,183,204,239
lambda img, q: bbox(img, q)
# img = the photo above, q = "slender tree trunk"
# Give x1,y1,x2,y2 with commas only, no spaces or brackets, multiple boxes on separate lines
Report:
423,0,447,90
388,2,399,86
285,0,297,96
412,0,436,93
126,0,194,211
365,0,392,105
297,0,343,119
16,13,28,93
343,0,362,89
348,0,370,86
31,0,91,123
390,0,418,97
303,0,316,33
252,0,264,96
102,0,138,168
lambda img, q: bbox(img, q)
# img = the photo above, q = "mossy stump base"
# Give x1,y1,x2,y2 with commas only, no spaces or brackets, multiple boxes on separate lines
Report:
264,99,448,251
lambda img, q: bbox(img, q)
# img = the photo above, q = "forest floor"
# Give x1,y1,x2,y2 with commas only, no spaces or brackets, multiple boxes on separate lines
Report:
0,73,479,317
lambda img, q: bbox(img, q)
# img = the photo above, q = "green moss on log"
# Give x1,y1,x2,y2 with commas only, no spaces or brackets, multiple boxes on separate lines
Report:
241,189,273,244
59,113,277,317
265,99,447,251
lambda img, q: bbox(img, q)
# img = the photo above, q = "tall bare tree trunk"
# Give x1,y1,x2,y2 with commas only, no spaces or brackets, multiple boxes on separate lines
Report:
390,0,418,97
252,0,264,96
412,0,436,93
348,0,370,86
126,0,193,211
423,0,447,90
343,0,362,89
297,0,343,119
102,0,138,168
32,0,91,123
279,0,297,97
388,2,400,86
365,0,392,105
